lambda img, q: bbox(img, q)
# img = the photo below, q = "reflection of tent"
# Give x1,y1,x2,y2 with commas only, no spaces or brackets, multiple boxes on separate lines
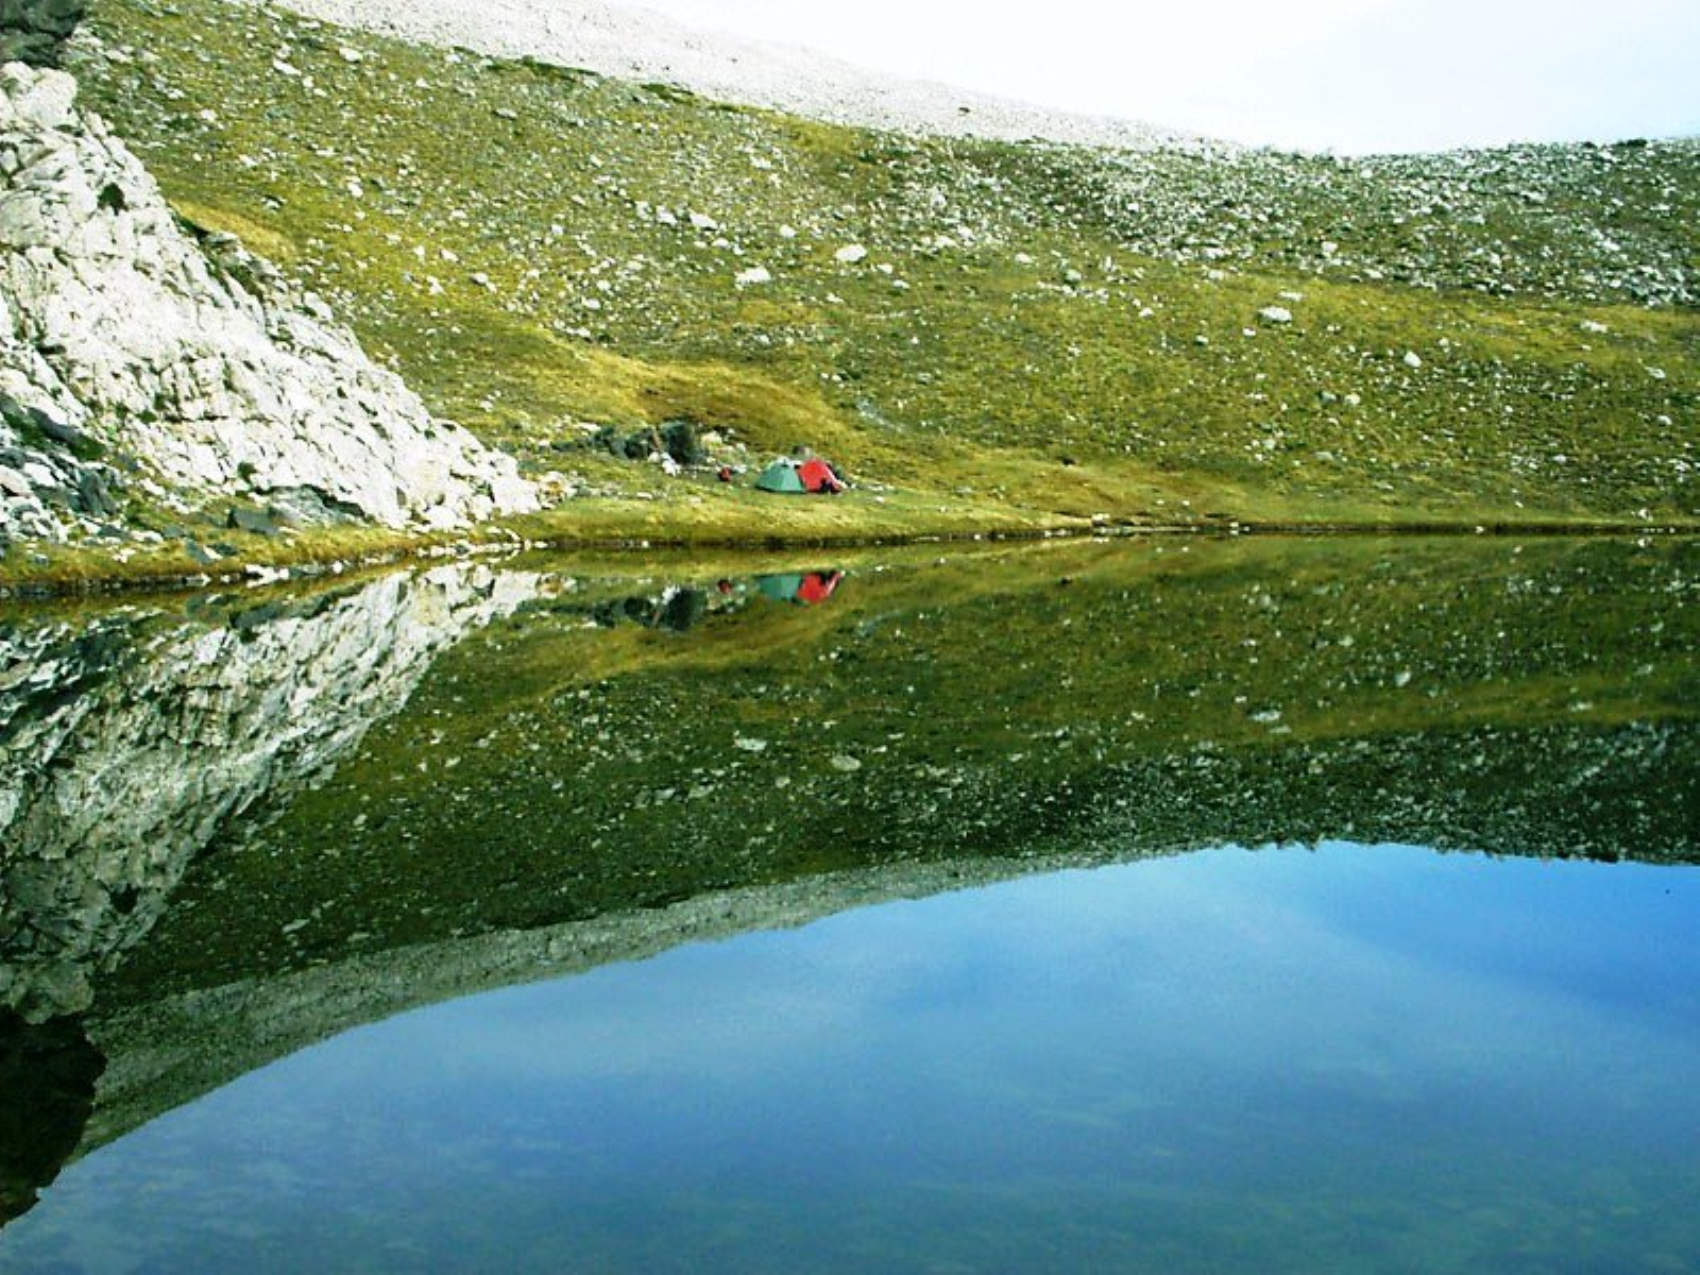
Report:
755,460,807,493
757,573,804,601
756,570,844,605
754,457,846,494
796,571,842,604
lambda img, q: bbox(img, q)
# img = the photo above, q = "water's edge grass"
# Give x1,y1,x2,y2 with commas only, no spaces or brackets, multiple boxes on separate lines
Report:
5,510,1698,600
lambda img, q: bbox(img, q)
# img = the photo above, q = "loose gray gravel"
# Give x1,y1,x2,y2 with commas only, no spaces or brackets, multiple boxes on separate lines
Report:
242,0,1222,152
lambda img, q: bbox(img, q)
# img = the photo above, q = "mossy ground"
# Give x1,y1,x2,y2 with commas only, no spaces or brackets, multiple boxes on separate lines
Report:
42,0,1695,567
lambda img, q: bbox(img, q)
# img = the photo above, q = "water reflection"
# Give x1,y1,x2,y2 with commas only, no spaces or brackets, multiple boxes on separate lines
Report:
3,848,1697,1272
756,569,845,605
579,568,846,635
0,1011,102,1231
0,566,536,1022
0,536,1695,1242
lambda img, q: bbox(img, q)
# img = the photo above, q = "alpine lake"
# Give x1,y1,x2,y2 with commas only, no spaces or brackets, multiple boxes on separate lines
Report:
1,533,1696,1273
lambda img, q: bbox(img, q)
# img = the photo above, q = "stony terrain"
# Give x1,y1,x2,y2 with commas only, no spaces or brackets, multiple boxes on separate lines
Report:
0,59,535,555
49,0,1694,564
0,0,1690,581
231,0,1203,154
237,0,1693,308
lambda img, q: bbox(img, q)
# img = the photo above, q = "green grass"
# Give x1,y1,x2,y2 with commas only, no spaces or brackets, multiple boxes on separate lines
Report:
44,0,1700,564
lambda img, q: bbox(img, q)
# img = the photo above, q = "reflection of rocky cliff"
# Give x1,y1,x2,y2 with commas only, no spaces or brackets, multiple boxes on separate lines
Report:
0,565,534,1022
0,1009,101,1229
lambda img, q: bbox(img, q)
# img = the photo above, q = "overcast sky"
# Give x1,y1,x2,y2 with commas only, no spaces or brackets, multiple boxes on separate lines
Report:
633,0,1700,152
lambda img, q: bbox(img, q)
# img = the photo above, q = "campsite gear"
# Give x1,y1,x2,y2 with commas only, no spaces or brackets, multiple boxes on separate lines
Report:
754,457,847,494
755,460,808,493
798,459,847,494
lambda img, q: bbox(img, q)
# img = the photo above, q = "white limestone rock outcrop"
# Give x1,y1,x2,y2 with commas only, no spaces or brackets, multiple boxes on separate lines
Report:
0,62,537,542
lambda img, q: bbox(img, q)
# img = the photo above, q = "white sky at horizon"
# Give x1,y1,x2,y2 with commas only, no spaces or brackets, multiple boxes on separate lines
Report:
629,0,1700,152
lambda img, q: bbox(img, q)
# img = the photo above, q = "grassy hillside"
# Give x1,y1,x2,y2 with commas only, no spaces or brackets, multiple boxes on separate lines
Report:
69,0,1700,536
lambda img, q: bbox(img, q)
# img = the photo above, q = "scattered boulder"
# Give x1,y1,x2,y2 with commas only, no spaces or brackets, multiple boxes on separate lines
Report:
226,506,283,537
588,420,708,468
659,420,706,466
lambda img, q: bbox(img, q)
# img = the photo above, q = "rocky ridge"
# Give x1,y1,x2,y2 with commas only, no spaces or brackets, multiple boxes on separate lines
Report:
0,0,83,68
236,0,1202,155
0,62,536,549
227,0,1693,309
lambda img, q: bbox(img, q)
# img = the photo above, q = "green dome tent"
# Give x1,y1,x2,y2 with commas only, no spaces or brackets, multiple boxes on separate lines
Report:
754,460,808,494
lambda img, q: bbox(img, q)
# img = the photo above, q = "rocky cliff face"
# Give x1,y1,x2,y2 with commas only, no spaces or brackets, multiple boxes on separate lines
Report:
0,63,536,546
0,565,537,1022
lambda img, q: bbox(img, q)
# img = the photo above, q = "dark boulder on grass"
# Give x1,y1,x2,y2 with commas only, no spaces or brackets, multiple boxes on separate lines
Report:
659,420,707,466
226,506,283,537
589,421,708,467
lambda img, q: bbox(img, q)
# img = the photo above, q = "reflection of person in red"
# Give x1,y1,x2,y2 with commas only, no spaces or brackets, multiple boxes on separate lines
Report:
796,571,844,605
797,458,847,494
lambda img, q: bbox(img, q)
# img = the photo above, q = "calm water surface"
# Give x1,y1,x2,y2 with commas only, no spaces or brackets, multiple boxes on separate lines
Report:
4,847,1698,1273
0,537,1696,1271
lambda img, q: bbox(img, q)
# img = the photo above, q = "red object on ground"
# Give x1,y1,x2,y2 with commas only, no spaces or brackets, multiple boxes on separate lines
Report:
797,459,846,493
717,466,733,483
796,571,844,604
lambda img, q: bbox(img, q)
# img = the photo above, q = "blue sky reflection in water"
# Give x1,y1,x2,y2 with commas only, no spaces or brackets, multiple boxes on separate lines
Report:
6,844,1700,1272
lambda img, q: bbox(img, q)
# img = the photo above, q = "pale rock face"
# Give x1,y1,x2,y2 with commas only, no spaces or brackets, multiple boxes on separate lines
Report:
0,64,537,540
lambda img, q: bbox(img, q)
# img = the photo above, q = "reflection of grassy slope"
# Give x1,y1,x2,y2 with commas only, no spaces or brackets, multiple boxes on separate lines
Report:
73,0,1700,533
106,537,1698,1003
